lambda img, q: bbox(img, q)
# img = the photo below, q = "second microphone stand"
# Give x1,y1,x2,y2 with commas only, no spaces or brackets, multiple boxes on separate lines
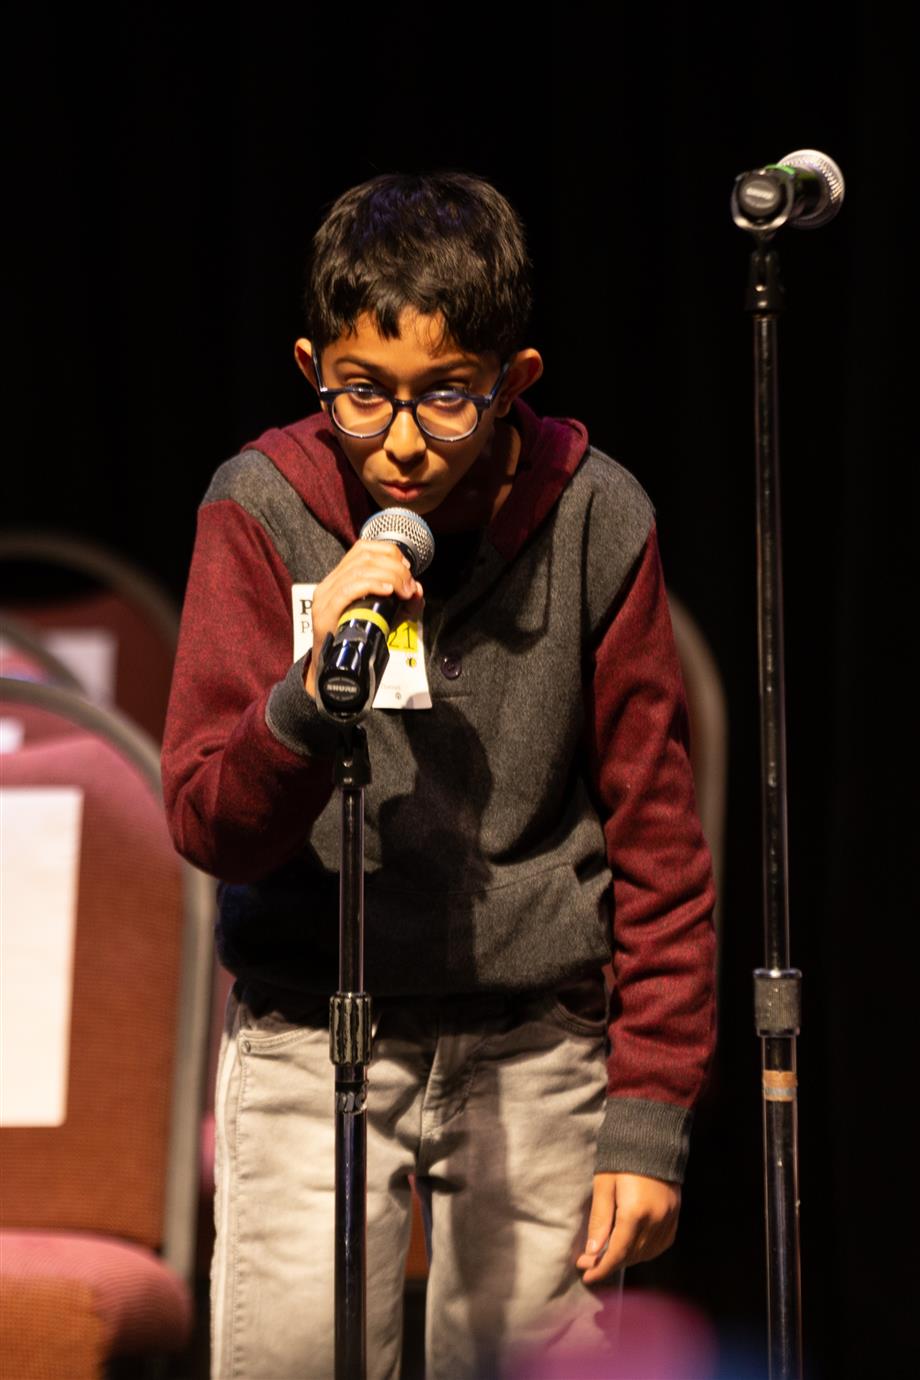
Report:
745,239,804,1380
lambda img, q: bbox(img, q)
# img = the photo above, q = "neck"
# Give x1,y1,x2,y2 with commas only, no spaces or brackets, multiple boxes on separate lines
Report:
427,419,522,533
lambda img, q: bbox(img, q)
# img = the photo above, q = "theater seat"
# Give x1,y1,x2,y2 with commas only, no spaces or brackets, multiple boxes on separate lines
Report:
0,531,180,740
1,1232,192,1380
0,613,86,693
0,679,213,1379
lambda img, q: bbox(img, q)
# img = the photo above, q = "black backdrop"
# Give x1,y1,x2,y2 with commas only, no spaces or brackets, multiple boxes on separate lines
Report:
11,6,915,1377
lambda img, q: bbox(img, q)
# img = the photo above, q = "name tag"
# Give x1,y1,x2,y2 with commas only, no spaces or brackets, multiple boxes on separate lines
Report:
292,585,432,711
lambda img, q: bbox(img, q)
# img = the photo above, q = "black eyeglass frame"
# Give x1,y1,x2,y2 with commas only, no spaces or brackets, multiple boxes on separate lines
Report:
313,355,512,443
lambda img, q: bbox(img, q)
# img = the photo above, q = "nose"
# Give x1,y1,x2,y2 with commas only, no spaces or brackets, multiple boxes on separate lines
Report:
384,405,427,467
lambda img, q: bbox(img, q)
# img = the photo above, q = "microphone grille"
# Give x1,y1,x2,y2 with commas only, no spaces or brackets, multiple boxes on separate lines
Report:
779,149,846,229
360,507,436,575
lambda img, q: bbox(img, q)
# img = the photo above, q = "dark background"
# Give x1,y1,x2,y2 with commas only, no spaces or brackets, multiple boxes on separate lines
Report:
10,5,915,1377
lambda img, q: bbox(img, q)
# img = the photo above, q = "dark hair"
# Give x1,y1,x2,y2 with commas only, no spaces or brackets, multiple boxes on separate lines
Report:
305,172,532,360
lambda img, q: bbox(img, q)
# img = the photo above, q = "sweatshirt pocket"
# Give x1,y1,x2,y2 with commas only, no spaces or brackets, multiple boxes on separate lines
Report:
366,857,612,995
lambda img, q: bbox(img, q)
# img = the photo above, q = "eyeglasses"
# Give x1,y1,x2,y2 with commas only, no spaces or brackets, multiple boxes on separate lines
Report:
313,355,511,443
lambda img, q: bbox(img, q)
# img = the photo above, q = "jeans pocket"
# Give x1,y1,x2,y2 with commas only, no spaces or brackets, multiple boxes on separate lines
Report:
237,996,329,1050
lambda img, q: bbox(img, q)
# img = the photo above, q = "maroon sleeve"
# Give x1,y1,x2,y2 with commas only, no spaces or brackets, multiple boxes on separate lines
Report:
584,526,717,1169
161,499,337,881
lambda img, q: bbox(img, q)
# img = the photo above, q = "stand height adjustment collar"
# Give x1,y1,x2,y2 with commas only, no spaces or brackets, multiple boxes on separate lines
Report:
754,968,802,1037
330,992,373,1067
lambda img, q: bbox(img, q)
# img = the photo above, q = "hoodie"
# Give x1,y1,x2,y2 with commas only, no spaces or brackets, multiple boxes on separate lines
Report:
162,399,716,1182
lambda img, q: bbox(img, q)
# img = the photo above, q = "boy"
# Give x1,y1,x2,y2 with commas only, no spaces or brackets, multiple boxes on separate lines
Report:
162,171,716,1380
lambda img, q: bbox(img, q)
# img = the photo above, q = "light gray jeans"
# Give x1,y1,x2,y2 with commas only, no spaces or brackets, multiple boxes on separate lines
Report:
211,977,613,1380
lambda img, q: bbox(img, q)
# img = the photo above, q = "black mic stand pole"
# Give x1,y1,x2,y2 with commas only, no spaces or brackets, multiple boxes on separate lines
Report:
331,724,372,1380
740,235,804,1380
732,152,843,1380
319,507,434,1380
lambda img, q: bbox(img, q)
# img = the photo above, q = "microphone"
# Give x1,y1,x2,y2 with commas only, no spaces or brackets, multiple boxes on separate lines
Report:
731,149,845,232
316,507,435,724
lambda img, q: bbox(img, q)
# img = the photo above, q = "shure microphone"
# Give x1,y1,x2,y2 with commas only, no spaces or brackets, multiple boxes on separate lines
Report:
316,507,435,724
731,149,845,233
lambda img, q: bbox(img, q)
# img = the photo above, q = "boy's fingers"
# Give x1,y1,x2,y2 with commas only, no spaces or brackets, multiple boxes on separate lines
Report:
334,540,404,570
307,545,423,700
322,560,417,612
342,544,418,595
334,576,418,605
575,1174,616,1271
576,1173,682,1284
579,1210,640,1284
582,1210,681,1284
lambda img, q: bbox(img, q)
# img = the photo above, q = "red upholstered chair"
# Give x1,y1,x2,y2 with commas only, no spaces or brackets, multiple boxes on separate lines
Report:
0,614,90,754
0,531,180,741
0,679,213,1380
0,613,87,692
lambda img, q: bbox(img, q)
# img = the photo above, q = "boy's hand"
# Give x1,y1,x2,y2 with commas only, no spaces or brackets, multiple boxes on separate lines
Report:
304,540,424,699
576,1172,681,1285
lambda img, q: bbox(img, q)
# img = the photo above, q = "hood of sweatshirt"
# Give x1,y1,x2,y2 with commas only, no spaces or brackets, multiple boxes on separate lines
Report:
245,398,590,562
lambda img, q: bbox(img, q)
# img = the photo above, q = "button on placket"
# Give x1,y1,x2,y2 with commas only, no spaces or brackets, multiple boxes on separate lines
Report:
439,653,462,680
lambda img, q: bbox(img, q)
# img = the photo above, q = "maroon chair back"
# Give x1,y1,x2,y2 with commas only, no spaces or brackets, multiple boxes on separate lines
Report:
0,533,179,741
1,736,181,1248
0,680,209,1264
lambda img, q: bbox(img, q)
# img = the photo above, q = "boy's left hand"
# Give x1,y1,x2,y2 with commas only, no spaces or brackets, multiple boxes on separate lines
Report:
576,1172,681,1285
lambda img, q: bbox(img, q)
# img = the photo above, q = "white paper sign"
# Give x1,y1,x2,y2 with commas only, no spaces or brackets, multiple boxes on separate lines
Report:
0,718,25,754
292,584,432,710
0,629,115,702
43,629,117,704
0,787,83,1126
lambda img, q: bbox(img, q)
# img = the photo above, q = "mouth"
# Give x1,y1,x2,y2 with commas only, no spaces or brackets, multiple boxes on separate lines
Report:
379,480,428,501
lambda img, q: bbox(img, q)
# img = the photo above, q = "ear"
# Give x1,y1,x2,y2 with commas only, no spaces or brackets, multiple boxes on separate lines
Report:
294,338,320,393
495,348,544,417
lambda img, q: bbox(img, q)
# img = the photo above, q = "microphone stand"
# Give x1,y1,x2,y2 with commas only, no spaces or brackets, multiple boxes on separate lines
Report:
331,724,372,1380
732,152,843,1378
321,509,434,1380
741,236,804,1380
